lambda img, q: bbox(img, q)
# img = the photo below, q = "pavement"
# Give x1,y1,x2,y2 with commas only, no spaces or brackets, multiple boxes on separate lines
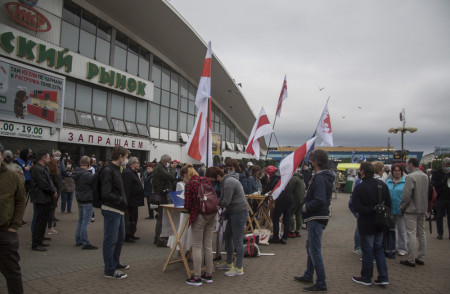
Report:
1,192,449,294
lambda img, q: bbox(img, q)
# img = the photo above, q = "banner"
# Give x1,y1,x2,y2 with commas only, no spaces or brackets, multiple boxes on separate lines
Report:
0,57,65,128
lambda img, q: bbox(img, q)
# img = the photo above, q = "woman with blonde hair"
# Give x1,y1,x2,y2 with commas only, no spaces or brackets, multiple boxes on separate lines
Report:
183,164,217,286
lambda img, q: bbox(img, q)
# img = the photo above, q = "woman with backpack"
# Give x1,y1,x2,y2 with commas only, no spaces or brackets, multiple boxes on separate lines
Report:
183,164,217,286
212,159,248,277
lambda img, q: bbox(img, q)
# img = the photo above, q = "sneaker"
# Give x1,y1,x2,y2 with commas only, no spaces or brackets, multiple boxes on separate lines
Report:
186,276,202,286
225,267,244,277
47,228,58,234
91,218,95,222
374,279,389,286
303,285,327,292
201,273,213,284
294,276,313,284
105,270,127,279
81,244,98,250
398,251,407,256
116,264,130,270
353,248,362,255
295,232,302,237
288,232,296,238
216,262,233,270
352,276,371,286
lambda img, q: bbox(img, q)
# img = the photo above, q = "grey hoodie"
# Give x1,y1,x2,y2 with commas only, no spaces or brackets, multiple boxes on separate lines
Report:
220,172,248,214
72,167,94,203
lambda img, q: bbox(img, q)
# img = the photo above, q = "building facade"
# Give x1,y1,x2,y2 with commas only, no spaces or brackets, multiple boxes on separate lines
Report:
0,0,258,164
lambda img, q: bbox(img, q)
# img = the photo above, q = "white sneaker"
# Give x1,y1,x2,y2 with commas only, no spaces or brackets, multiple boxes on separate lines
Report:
225,267,244,276
47,228,58,234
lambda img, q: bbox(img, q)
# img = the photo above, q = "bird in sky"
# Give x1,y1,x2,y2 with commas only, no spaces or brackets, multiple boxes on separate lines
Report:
319,86,325,91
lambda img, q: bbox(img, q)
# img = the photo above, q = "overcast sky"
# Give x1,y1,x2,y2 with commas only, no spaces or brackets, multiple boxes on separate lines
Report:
169,0,450,154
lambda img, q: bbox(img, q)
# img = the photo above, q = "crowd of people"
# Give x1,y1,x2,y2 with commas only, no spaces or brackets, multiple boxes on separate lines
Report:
1,141,449,293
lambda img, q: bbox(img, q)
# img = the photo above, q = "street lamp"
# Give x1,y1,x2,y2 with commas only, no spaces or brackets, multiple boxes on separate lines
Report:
388,108,417,151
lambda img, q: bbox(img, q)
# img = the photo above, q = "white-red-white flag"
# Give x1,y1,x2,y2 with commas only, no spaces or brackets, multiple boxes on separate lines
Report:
271,137,316,199
275,75,288,117
316,100,333,147
185,42,213,167
245,107,273,160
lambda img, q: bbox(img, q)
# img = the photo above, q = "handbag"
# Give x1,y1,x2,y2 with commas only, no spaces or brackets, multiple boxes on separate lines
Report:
374,183,395,230
149,192,162,205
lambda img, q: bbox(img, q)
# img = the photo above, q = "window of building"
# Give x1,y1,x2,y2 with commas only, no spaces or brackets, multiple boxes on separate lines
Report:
111,93,124,119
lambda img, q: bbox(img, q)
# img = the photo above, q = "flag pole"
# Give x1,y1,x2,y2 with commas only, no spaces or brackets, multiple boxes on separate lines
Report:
264,115,278,160
272,132,285,159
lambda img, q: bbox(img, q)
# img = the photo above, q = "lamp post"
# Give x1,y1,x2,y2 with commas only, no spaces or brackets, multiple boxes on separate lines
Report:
388,108,417,151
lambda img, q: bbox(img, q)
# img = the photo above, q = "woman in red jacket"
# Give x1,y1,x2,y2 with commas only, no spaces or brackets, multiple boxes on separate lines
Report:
183,164,217,286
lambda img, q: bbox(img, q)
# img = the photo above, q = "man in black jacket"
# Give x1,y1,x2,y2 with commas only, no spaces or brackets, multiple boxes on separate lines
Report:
352,162,391,286
152,154,176,246
100,146,129,279
30,150,56,251
123,157,144,243
432,157,450,240
295,149,334,293
263,166,294,245
72,156,97,250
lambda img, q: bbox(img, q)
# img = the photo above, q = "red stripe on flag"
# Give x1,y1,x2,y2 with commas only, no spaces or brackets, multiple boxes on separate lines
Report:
201,58,211,78
246,138,255,155
293,143,307,167
257,114,270,128
187,112,203,161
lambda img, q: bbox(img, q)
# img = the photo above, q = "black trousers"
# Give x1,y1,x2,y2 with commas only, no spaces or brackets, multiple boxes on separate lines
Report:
155,192,168,241
126,206,139,238
0,231,23,294
32,203,51,248
436,198,450,237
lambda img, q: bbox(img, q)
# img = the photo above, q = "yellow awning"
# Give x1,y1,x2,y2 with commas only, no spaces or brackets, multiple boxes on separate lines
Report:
336,163,360,171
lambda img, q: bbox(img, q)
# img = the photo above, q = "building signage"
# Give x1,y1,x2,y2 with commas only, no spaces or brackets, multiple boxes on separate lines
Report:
0,28,153,100
0,56,65,128
4,1,51,32
0,120,57,141
60,128,150,151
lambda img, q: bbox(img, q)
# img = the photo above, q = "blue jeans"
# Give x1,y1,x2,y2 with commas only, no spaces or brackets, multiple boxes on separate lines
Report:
102,209,125,275
224,210,248,269
61,192,74,212
75,203,94,247
304,220,327,289
353,213,360,249
360,231,389,283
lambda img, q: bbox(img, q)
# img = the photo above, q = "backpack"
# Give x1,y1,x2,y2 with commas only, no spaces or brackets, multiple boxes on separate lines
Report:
374,183,395,230
91,167,106,208
196,178,220,215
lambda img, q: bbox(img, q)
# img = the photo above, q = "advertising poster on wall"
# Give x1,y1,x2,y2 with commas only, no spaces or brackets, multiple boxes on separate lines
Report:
212,132,222,156
0,56,65,128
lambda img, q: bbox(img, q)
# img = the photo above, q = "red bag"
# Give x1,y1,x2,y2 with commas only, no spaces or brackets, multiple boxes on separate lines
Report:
196,178,220,215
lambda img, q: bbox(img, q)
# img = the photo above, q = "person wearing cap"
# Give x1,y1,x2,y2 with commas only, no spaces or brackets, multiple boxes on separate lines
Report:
432,157,450,240
262,166,294,245
143,163,155,219
0,143,26,293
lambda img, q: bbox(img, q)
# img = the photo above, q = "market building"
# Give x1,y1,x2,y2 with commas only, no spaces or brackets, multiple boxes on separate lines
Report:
0,0,259,164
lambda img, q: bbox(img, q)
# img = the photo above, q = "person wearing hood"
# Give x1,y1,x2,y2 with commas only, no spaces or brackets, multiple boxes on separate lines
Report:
295,149,334,293
263,166,294,244
0,143,26,294
289,171,305,238
214,159,248,277
72,156,97,250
